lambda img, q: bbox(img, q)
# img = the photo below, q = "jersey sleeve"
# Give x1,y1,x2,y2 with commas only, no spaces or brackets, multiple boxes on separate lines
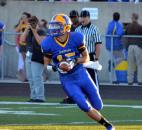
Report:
0,22,5,30
41,37,52,59
75,32,86,53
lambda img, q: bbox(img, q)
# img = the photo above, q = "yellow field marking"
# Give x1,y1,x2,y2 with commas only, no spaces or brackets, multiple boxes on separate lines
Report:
0,125,142,130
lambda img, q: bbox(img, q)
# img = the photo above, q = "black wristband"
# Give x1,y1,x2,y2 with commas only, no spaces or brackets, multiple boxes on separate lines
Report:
74,58,78,64
95,58,99,61
52,65,57,72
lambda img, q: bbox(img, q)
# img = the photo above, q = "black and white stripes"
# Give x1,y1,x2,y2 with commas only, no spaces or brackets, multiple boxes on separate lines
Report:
75,24,102,53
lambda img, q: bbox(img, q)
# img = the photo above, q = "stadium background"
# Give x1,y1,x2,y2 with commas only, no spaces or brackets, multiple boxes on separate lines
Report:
0,1,142,82
0,1,142,129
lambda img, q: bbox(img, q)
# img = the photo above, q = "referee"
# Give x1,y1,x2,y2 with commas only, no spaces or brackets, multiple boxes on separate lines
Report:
75,10,102,89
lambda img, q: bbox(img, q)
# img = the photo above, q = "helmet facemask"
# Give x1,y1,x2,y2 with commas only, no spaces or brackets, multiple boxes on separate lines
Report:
48,14,72,37
48,21,64,37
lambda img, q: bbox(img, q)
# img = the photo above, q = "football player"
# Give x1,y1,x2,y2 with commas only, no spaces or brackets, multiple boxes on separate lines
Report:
41,13,115,130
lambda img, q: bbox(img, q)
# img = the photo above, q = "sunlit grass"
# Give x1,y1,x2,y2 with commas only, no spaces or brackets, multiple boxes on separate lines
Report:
0,125,142,130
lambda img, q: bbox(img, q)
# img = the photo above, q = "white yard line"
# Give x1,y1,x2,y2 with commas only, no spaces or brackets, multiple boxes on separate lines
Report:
68,120,142,125
0,101,61,105
0,101,142,109
0,110,60,116
104,104,142,109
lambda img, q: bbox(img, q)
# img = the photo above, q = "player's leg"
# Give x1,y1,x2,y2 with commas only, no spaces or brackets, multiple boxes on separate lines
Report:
61,76,114,130
60,79,91,111
81,68,103,110
87,109,115,130
81,68,115,130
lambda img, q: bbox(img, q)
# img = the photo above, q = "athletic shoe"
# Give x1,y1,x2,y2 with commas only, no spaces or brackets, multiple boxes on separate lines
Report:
107,126,115,130
27,99,35,102
33,99,45,103
60,97,75,104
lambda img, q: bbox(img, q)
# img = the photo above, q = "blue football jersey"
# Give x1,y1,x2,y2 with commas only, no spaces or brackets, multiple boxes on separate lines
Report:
42,32,103,112
41,32,85,73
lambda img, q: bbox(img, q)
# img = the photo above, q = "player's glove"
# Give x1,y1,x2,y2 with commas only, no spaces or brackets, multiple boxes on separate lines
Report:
83,61,102,71
58,58,77,74
46,65,57,72
52,65,57,72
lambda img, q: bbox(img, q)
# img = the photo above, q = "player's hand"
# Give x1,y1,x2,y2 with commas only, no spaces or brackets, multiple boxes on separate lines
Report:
59,61,72,72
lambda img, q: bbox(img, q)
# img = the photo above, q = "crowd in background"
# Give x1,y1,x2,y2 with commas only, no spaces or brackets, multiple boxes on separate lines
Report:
13,12,48,102
0,0,142,7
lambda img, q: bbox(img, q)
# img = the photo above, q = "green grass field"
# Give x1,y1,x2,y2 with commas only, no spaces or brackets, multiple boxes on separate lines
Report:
0,97,142,130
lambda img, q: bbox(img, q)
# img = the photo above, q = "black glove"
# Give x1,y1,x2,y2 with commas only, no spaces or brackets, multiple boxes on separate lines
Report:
52,65,57,72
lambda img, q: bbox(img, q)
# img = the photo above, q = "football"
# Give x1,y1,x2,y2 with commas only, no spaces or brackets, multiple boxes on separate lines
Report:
59,61,71,72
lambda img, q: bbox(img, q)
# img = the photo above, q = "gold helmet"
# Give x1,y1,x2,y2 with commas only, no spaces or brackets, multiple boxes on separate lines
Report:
48,13,72,37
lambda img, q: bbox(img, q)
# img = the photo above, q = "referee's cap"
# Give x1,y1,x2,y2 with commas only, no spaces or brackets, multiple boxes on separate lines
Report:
69,10,79,17
80,10,90,17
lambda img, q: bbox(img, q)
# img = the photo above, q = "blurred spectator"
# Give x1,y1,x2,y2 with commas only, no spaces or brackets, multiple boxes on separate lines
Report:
0,21,5,60
15,12,31,60
15,19,26,81
15,12,31,81
106,12,124,83
77,0,90,2
125,13,142,85
108,0,129,2
107,0,142,2
60,0,74,2
69,10,81,32
39,19,48,33
21,16,46,102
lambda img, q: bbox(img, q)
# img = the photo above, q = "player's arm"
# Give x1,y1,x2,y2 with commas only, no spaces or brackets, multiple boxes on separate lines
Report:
95,43,102,61
76,45,90,64
44,56,51,66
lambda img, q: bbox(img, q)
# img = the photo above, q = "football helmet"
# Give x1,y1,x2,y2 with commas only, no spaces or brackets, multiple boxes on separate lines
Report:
48,13,72,37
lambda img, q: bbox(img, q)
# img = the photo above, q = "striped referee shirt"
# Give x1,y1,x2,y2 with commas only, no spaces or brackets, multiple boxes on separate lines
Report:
75,22,102,54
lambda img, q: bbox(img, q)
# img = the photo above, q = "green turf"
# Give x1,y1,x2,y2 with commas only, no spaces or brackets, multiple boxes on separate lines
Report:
0,96,142,105
0,97,142,126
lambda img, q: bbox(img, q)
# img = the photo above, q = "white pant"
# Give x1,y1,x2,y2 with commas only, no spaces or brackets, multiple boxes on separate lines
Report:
16,46,24,71
127,45,142,83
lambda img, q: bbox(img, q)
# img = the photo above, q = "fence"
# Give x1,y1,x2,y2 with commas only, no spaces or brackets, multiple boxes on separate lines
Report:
0,32,142,83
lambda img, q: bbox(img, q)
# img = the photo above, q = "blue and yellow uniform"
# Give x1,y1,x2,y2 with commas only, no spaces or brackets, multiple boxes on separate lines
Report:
42,31,103,112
